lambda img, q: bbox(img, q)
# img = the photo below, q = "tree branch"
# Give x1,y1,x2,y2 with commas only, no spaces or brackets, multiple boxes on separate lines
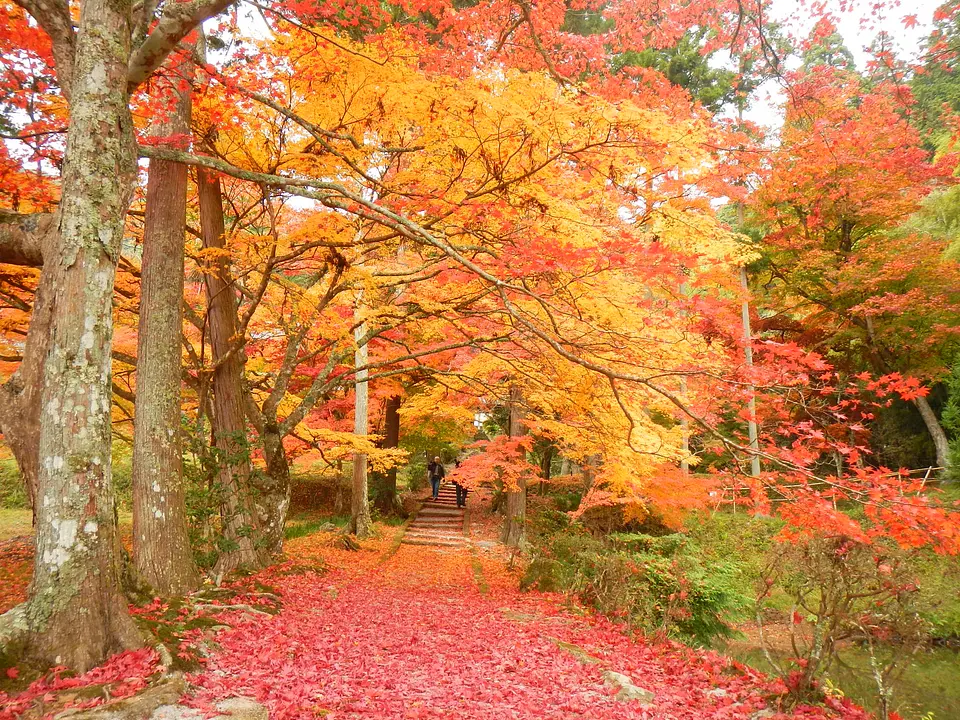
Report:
12,0,75,100
0,210,57,267
127,0,235,91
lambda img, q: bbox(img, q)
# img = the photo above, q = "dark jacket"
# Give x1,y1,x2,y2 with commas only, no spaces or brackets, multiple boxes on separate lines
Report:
428,461,445,480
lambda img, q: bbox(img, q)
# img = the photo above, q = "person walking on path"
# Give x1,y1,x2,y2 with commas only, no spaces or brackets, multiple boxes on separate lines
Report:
453,458,468,508
427,456,445,500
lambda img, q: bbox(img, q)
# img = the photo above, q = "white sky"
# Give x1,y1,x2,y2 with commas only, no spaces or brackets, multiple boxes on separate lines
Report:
743,0,944,127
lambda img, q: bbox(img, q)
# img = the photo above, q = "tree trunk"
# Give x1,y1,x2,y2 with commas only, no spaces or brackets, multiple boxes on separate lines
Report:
335,459,346,514
502,386,527,548
914,395,950,470
539,444,553,494
740,266,761,477
582,454,599,494
350,315,372,538
8,0,145,670
256,426,291,555
372,395,401,513
197,167,267,579
131,58,199,596
0,213,58,516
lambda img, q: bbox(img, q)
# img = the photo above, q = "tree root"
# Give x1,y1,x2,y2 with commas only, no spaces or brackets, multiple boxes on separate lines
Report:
191,603,272,617
52,672,186,719
0,604,30,656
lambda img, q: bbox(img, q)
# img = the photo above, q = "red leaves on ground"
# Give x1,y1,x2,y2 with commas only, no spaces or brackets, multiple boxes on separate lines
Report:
0,648,160,719
183,545,869,720
0,538,32,614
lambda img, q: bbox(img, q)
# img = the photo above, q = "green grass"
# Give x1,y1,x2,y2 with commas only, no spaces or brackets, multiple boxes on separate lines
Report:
0,508,32,541
283,512,349,540
0,459,27,509
0,509,133,543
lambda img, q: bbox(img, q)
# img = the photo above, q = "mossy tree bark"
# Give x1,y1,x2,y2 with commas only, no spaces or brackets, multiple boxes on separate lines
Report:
257,426,291,554
14,0,145,670
197,166,267,579
0,0,235,672
131,52,199,596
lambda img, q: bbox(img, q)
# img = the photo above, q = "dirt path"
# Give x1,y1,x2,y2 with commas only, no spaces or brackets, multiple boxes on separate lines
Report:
181,535,870,720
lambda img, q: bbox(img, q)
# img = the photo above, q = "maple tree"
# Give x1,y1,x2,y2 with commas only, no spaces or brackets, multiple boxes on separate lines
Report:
0,0,958,691
746,60,960,469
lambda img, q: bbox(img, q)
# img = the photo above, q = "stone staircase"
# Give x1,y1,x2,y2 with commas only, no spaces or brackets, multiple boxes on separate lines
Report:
401,483,468,548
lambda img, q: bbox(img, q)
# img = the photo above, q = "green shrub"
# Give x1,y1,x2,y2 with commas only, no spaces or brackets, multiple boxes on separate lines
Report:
552,491,582,513
609,532,685,556
529,508,571,539
523,529,744,646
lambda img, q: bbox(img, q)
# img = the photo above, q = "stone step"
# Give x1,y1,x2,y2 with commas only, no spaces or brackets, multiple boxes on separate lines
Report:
401,536,469,547
419,507,464,517
406,530,466,540
411,519,463,527
409,528,463,536
411,526,463,534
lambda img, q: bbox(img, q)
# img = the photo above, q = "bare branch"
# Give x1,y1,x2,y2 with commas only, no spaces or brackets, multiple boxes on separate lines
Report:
12,0,75,99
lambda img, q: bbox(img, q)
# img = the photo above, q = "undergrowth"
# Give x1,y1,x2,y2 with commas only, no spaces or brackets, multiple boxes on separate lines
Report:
522,510,745,646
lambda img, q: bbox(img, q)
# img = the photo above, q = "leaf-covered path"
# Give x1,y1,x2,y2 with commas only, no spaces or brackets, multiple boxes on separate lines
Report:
183,532,870,720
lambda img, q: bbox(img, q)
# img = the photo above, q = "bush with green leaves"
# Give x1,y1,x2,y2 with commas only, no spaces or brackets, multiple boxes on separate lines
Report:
522,527,744,646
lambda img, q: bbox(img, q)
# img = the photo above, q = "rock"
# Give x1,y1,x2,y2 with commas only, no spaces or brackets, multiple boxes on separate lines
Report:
602,670,655,704
56,675,186,720
213,697,269,719
150,697,269,720
317,522,338,532
150,706,203,720
749,710,777,720
551,638,602,664
704,687,728,699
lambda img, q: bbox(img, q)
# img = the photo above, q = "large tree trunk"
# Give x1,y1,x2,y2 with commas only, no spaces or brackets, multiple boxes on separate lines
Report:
350,314,373,538
197,167,267,578
914,395,950,470
131,61,199,596
7,0,145,670
0,213,58,516
372,395,401,514
502,386,527,548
